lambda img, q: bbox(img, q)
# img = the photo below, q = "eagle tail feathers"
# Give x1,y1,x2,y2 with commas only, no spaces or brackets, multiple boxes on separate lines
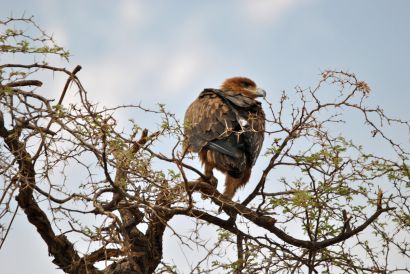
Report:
205,139,242,159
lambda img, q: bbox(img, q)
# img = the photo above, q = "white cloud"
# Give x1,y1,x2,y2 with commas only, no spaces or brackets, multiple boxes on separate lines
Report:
49,25,69,48
241,0,304,24
67,45,205,107
29,2,212,107
74,16,212,104
78,58,143,106
159,51,206,95
117,0,147,29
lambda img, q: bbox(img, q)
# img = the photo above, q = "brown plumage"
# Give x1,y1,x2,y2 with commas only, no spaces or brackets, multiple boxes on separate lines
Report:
184,77,266,199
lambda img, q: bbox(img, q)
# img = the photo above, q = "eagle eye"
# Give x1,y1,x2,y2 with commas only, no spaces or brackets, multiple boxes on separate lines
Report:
241,82,250,88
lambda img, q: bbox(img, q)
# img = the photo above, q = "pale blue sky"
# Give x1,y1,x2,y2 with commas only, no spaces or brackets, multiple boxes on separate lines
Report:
1,1,409,273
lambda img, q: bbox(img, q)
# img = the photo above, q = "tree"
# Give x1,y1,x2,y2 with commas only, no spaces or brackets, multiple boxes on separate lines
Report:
0,17,409,274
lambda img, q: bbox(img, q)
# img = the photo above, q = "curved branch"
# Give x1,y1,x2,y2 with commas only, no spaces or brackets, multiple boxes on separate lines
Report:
189,180,395,250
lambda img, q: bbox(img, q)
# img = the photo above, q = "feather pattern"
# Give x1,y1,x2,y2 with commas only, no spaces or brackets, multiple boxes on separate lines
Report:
184,77,266,199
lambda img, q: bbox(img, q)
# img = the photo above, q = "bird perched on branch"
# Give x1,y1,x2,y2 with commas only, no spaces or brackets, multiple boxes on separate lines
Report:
184,77,266,199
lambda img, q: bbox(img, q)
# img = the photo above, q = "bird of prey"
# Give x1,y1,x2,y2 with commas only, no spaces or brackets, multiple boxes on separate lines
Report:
184,77,266,199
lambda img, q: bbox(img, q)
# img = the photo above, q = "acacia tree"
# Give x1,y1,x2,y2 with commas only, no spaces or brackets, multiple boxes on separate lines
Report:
0,17,409,274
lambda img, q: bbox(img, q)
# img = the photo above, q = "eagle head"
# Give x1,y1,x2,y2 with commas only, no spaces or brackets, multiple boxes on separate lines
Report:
221,77,266,99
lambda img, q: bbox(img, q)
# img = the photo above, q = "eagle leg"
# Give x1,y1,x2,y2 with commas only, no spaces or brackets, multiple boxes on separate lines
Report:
200,150,218,187
204,162,218,187
223,166,252,199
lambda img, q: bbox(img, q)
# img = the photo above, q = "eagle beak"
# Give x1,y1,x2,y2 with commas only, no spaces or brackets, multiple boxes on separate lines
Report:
255,87,266,97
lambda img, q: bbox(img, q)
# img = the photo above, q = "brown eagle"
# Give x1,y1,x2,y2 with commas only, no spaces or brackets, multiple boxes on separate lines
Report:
184,77,266,199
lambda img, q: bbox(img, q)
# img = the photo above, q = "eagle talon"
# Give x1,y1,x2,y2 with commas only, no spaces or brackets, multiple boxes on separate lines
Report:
199,176,218,200
207,175,218,187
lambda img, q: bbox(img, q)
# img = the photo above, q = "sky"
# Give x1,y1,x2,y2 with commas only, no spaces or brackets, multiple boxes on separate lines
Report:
1,1,410,273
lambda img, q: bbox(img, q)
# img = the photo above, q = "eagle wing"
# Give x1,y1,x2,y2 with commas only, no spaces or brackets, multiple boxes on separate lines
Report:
184,90,238,154
184,89,265,167
243,108,265,166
